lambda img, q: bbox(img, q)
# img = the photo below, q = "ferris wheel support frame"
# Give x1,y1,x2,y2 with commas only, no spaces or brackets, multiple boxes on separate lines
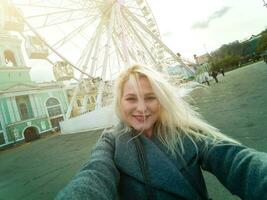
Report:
65,17,106,119
112,35,127,67
95,5,116,109
89,22,105,76
115,3,131,67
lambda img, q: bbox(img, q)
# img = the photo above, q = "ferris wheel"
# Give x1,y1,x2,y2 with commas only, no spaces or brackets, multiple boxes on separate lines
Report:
2,0,194,119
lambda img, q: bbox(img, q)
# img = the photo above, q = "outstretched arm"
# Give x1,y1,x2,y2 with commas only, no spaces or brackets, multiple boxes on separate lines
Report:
200,140,267,200
55,132,119,200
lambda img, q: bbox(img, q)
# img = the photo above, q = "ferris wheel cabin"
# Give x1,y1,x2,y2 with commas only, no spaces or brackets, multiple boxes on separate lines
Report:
25,36,49,59
53,61,74,81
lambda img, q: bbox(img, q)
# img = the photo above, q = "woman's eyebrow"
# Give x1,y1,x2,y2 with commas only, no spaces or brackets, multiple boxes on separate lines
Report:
123,92,155,97
124,93,137,97
144,92,156,96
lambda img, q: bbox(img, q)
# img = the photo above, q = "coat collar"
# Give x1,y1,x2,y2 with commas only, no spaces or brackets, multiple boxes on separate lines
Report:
114,131,199,199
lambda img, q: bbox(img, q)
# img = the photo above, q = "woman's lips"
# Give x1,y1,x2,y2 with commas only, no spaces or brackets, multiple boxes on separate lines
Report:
132,115,150,122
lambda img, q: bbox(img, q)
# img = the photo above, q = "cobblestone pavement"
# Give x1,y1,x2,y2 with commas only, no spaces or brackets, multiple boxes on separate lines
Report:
0,61,266,200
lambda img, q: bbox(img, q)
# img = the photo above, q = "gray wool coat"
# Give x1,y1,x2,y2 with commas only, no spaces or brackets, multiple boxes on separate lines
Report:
56,129,267,200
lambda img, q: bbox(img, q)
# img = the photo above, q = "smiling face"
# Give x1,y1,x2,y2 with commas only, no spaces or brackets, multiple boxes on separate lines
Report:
120,76,160,137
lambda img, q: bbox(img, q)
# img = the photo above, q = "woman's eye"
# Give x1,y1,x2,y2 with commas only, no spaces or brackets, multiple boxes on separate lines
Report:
126,97,137,101
146,96,156,100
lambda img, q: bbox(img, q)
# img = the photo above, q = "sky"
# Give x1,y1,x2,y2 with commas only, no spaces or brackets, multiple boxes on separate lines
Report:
146,0,267,58
25,0,267,82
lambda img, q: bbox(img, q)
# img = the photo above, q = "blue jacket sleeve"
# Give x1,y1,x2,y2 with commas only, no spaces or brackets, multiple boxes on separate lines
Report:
55,132,120,200
200,140,267,200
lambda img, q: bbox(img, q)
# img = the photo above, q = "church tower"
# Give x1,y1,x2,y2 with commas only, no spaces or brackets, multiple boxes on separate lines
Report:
0,0,33,90
0,31,34,90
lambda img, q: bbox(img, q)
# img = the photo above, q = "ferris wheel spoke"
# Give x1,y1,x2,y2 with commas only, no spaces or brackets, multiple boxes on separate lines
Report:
51,20,92,50
117,25,144,63
113,25,141,63
44,0,81,8
76,18,106,72
112,36,125,65
25,8,90,19
122,10,157,64
24,7,98,29
93,0,107,5
51,13,100,49
94,5,116,107
124,4,141,11
63,0,85,7
65,33,103,118
114,4,149,65
112,33,134,66
128,36,148,62
20,15,93,81
124,9,162,51
100,7,115,80
122,2,147,18
125,7,194,73
14,3,76,10
90,41,103,77
132,22,154,46
121,7,147,24
74,15,107,79
125,2,161,37
125,31,151,64
123,39,140,63
24,14,91,31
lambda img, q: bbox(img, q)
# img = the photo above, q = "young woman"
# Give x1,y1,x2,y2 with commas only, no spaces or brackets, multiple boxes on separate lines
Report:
56,64,267,200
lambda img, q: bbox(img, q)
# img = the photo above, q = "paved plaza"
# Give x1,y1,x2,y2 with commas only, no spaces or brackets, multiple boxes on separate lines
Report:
0,61,267,200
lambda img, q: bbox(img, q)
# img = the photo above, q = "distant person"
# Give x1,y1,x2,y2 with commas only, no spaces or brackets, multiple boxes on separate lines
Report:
211,71,218,83
220,68,225,76
56,64,267,200
204,72,210,85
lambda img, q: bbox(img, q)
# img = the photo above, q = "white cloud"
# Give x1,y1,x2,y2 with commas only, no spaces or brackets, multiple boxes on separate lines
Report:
192,6,231,29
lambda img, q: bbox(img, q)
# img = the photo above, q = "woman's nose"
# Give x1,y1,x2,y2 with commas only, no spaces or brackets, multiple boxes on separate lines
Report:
136,99,146,111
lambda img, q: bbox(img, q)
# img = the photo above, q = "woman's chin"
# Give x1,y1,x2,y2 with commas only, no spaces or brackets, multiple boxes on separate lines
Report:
130,123,146,132
132,126,144,132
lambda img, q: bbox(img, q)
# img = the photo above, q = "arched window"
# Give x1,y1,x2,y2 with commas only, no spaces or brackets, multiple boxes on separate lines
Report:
4,50,17,66
46,98,62,117
46,98,59,107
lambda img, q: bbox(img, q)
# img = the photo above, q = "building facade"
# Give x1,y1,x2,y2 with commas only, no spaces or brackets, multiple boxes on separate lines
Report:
0,31,69,147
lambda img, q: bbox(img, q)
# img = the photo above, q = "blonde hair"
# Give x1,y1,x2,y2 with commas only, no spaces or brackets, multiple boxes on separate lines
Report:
114,64,238,155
